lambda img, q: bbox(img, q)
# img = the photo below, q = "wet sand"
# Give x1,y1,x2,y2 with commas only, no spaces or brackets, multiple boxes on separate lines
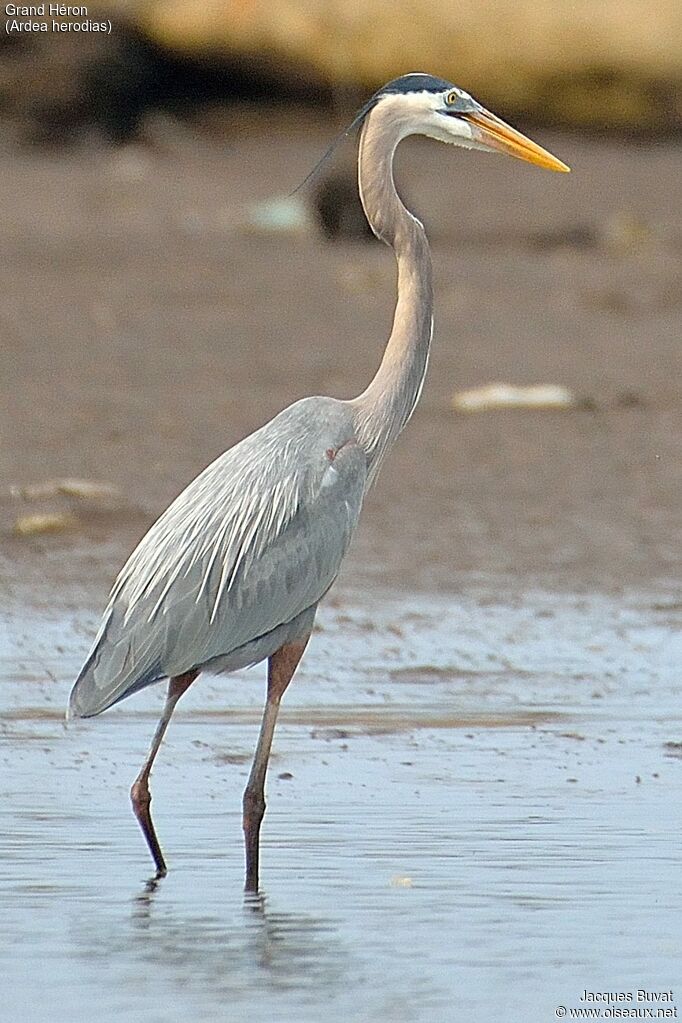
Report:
1,112,681,1021
1,114,681,604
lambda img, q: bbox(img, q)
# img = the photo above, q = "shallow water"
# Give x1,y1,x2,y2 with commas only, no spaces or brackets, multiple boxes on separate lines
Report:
1,588,681,1022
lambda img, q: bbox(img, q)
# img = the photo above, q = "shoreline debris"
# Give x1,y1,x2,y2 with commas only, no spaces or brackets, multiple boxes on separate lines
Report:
452,383,576,413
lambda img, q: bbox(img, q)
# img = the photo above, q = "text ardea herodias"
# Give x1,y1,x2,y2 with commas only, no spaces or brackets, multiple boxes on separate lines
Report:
69,72,569,891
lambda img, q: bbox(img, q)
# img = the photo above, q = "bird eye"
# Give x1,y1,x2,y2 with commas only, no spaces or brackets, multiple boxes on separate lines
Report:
445,90,459,106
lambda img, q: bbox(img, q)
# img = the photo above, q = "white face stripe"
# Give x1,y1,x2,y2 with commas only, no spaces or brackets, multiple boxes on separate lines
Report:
376,87,476,116
450,86,474,103
379,80,475,106
372,90,478,146
376,90,444,115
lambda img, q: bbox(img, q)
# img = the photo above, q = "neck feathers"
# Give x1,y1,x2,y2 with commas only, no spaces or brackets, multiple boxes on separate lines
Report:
350,101,434,482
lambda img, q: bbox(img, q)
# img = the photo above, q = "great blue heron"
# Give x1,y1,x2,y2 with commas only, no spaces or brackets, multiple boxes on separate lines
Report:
69,72,568,890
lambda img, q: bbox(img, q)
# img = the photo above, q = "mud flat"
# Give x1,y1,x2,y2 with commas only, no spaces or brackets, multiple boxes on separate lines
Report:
1,119,681,601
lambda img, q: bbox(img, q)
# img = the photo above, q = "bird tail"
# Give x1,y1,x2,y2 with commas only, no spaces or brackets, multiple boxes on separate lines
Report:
68,603,163,718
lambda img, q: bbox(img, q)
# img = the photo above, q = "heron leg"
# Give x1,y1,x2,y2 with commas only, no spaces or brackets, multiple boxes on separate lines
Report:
130,670,198,876
243,637,309,893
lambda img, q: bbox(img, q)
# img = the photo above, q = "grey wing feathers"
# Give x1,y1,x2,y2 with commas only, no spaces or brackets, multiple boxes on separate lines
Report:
69,398,366,718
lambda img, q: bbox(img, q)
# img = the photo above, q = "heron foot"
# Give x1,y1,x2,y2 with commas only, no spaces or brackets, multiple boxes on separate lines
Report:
131,773,167,876
243,789,266,892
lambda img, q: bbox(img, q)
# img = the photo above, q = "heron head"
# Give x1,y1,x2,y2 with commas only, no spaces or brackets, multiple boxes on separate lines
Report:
296,72,568,195
365,72,570,173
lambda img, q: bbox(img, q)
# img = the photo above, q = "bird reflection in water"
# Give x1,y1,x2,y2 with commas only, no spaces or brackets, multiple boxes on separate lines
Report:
130,875,346,995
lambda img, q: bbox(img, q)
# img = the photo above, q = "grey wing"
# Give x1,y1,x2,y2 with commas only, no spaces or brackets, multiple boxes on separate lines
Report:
69,398,366,718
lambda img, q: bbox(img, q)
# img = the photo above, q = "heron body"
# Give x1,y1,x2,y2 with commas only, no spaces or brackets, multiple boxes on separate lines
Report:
69,72,568,889
70,398,365,717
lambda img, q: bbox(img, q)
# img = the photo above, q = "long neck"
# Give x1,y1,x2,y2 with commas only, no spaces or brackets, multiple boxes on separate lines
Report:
350,107,433,481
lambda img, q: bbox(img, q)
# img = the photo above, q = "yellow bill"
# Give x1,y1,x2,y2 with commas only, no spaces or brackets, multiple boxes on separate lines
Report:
461,109,570,172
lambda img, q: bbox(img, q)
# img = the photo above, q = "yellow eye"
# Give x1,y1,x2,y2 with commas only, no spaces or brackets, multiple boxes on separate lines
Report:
446,90,459,105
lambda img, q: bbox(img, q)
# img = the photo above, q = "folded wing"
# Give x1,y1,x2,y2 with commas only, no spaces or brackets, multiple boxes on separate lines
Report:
69,398,366,717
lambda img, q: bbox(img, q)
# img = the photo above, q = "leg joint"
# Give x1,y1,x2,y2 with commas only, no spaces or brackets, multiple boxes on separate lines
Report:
130,777,151,814
243,787,266,820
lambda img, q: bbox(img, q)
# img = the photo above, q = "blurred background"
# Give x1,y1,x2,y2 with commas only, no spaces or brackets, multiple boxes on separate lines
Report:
1,0,682,604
